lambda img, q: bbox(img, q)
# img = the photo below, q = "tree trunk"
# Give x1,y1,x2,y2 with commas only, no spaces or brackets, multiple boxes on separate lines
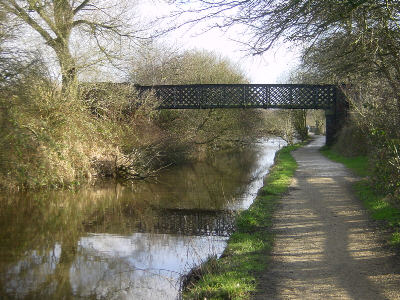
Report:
55,44,77,98
292,109,308,141
53,0,76,97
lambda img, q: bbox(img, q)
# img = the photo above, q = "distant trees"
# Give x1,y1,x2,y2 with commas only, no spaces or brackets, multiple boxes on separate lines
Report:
291,110,308,141
129,46,267,156
131,46,246,85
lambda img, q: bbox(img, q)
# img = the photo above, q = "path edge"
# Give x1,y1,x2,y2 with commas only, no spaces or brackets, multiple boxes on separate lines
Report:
181,141,306,299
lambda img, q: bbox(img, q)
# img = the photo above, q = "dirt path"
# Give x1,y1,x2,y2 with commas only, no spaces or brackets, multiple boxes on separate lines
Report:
254,136,400,300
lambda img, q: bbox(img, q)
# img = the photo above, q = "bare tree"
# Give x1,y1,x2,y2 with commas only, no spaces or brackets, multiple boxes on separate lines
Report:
0,0,144,95
166,1,400,54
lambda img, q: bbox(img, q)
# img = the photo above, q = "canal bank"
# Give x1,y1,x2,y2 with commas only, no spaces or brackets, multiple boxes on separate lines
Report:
184,136,400,300
182,140,302,299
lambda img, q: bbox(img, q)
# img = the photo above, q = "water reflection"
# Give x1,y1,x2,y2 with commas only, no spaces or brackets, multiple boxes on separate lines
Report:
71,233,226,300
0,138,284,299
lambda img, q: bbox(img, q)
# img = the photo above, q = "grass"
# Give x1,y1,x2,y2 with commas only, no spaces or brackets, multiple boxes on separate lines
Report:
320,147,400,248
183,144,301,300
320,146,369,177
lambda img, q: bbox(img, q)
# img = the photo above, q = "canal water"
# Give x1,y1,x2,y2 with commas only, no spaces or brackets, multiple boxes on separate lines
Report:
0,138,284,299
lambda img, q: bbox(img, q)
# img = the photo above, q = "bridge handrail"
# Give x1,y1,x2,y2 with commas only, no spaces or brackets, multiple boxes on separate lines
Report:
136,83,338,110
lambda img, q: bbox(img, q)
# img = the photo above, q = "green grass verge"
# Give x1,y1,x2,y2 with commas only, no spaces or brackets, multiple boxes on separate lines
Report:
320,147,400,248
319,146,369,177
183,144,301,300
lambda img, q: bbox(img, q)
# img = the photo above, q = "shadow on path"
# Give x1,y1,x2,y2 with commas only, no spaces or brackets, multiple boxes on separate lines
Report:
255,136,400,300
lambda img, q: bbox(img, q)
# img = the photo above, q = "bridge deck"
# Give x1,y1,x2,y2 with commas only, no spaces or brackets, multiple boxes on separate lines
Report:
136,84,337,110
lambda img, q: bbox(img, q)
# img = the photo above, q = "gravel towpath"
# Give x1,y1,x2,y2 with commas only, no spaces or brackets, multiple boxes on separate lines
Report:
254,136,400,300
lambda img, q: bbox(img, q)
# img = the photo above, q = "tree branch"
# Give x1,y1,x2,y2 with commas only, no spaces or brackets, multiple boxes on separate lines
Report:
73,0,90,15
5,0,55,46
73,18,133,38
26,0,60,37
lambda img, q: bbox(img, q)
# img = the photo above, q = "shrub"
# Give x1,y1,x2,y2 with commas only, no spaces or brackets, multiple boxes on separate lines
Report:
0,76,106,189
0,74,165,189
333,122,369,157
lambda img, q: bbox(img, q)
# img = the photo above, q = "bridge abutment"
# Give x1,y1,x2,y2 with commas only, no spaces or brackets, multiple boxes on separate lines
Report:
325,86,349,146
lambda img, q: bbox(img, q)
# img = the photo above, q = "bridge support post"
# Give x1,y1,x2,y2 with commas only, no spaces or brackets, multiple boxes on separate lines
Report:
325,86,349,146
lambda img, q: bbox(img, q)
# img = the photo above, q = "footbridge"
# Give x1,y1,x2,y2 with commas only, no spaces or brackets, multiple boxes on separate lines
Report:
135,84,348,145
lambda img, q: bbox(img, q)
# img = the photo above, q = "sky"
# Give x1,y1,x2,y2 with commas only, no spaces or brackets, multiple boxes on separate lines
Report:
172,27,300,84
138,0,301,84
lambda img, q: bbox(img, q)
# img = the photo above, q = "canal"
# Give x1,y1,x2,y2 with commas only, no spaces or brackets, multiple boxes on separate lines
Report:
0,138,284,299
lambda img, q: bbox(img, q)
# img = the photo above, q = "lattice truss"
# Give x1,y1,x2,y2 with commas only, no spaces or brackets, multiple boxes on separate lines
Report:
137,84,336,109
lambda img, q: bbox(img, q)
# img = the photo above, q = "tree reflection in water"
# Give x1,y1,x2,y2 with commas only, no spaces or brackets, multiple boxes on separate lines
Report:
0,138,283,299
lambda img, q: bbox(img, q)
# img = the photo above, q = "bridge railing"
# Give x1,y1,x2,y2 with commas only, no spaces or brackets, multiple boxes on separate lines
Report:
136,84,337,110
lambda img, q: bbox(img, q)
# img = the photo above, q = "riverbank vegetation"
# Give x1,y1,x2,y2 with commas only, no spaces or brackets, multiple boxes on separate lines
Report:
183,143,301,299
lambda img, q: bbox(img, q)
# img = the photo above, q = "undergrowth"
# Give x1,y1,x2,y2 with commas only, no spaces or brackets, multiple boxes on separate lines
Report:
0,79,110,190
183,144,301,299
0,77,164,190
